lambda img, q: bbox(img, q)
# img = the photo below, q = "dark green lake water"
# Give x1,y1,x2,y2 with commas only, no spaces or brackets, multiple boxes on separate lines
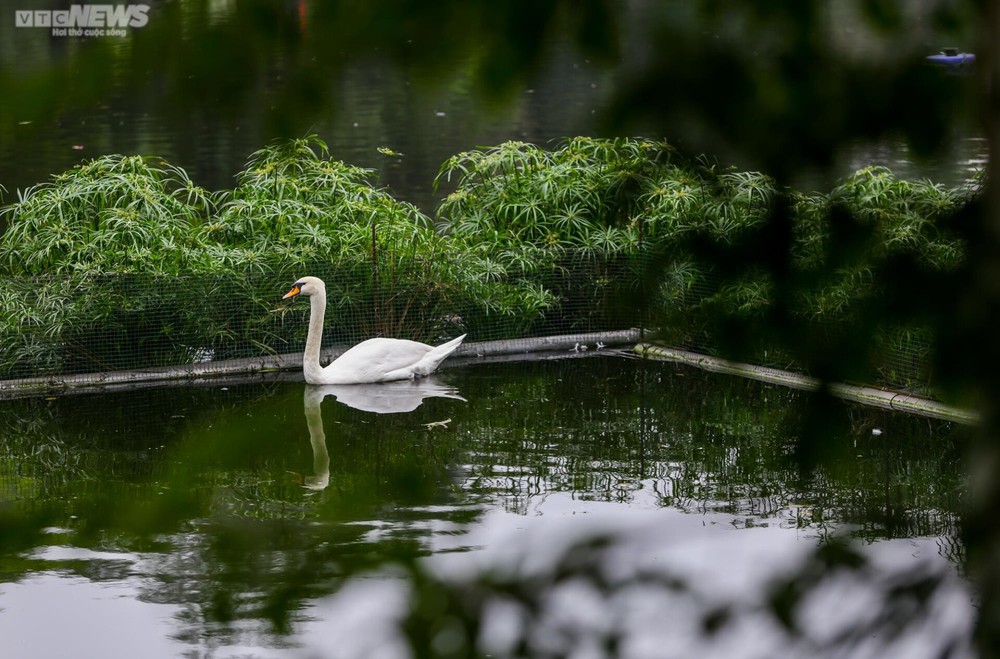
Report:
0,355,973,657
1,6,985,213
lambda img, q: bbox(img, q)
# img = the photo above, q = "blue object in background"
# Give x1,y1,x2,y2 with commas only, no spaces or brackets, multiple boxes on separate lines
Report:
927,48,976,71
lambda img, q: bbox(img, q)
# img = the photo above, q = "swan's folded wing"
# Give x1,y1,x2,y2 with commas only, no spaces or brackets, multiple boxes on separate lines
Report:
322,338,430,383
321,336,465,384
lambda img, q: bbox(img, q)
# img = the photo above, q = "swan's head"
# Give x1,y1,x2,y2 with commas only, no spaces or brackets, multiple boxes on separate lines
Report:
282,276,325,300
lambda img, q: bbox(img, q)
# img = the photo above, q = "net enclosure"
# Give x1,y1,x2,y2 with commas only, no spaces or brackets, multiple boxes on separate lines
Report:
0,252,937,400
0,137,967,400
0,252,651,394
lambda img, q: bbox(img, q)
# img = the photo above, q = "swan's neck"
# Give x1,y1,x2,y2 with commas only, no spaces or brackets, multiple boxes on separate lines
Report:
303,291,327,382
304,390,330,471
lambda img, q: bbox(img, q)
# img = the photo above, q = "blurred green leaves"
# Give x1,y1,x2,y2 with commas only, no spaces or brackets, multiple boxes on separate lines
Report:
2,0,973,179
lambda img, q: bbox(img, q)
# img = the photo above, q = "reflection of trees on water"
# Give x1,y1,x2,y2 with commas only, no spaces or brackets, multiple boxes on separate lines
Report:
0,3,613,211
0,378,473,650
0,357,969,651
454,359,966,548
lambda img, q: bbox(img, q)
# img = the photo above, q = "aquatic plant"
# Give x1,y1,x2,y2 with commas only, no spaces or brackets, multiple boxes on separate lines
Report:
0,138,569,378
0,137,973,393
437,137,672,249
653,166,968,389
436,138,685,334
0,156,216,376
436,139,968,392
0,154,210,275
199,136,559,350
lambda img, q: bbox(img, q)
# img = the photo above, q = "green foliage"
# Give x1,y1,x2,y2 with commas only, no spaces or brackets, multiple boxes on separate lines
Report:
201,136,382,251
194,136,558,347
647,166,970,391
435,138,970,392
0,156,215,376
0,138,974,391
436,138,786,268
0,155,209,275
0,138,563,377
437,138,679,335
437,137,671,249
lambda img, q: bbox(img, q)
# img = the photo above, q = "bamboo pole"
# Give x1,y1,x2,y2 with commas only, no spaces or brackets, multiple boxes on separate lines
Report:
635,343,979,425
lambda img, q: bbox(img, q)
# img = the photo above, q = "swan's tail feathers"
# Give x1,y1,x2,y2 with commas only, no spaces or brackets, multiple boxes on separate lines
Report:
436,334,467,354
414,334,467,377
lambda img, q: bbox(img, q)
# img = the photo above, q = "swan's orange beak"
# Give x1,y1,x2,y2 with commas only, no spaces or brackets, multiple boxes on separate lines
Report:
282,285,301,300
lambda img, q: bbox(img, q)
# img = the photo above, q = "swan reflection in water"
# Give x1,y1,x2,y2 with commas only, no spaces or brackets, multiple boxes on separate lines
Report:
297,377,466,491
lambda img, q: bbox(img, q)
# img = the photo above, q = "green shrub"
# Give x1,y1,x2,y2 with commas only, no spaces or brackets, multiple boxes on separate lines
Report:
0,154,210,275
436,139,969,391
0,156,217,376
0,138,974,393
195,136,558,352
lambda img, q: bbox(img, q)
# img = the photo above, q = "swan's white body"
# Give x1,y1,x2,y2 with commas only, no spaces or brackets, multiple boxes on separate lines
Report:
283,276,466,385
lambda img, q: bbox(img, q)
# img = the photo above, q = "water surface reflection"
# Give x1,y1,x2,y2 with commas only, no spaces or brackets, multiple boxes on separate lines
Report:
0,355,972,657
312,377,466,415
297,378,466,490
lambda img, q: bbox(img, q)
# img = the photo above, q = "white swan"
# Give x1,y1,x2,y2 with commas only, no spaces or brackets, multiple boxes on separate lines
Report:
282,276,467,385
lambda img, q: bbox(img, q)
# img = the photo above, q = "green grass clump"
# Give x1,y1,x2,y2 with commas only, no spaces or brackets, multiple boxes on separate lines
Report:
0,156,214,376
655,165,969,391
436,138,681,333
436,140,970,392
0,138,560,377
0,154,210,275
191,136,557,352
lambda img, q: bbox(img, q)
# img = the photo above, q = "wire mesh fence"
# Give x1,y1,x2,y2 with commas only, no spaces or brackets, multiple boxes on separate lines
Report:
0,251,652,390
0,248,940,400
0,139,963,403
655,266,937,395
